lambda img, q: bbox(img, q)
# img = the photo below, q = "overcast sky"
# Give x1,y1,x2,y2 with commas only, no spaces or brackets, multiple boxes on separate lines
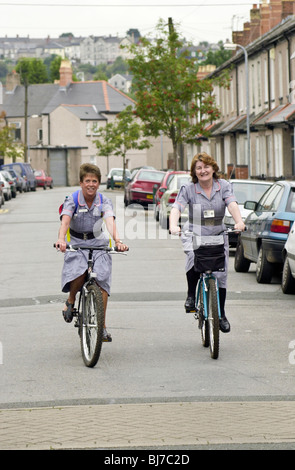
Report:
1,0,254,44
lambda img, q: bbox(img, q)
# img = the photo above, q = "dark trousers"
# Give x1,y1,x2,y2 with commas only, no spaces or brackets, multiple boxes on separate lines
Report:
186,267,226,317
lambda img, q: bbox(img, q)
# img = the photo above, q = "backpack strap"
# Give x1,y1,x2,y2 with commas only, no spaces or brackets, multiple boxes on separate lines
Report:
72,189,80,214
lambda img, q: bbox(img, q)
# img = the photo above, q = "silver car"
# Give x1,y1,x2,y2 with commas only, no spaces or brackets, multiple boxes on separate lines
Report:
282,222,295,294
0,171,12,201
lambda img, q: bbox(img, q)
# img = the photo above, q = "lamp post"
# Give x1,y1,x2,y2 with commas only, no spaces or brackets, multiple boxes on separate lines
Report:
224,42,251,178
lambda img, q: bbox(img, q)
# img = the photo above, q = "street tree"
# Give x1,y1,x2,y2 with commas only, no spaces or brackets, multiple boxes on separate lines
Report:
124,18,227,169
0,119,24,162
93,106,151,175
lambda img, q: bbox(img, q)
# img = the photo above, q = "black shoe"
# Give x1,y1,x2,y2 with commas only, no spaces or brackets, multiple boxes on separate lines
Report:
219,316,230,333
62,300,74,323
185,296,196,313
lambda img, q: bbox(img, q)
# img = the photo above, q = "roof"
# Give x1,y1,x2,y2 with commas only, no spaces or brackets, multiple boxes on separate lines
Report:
60,104,105,120
253,104,295,127
1,80,135,119
2,83,59,117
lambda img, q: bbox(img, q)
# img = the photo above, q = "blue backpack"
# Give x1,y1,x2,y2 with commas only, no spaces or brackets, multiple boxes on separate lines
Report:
59,189,80,218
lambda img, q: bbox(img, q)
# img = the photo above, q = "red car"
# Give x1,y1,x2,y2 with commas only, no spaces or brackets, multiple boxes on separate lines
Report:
154,170,189,221
124,169,165,207
34,170,53,189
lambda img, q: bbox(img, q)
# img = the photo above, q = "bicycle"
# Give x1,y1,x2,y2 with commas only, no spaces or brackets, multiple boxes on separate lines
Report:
54,243,127,368
179,229,238,360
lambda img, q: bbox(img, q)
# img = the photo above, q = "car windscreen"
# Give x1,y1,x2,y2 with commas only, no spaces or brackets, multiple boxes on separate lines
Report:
138,171,163,182
232,182,272,204
176,176,190,189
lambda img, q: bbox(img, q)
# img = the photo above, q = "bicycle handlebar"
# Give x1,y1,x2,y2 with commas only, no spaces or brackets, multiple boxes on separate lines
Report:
169,228,243,236
53,243,129,252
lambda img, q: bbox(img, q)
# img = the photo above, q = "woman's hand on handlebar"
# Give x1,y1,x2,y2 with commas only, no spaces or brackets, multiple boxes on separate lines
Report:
234,221,246,232
169,225,181,236
114,241,129,252
55,239,67,252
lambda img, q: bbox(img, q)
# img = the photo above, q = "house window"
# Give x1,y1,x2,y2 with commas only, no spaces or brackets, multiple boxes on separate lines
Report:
239,69,244,113
278,51,283,101
92,122,100,136
269,48,276,108
264,58,268,105
86,122,91,136
257,61,261,108
37,128,43,142
8,121,21,141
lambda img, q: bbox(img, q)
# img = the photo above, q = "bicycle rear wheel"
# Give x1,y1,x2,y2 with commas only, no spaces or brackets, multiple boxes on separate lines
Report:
197,283,209,348
208,278,219,359
80,283,104,367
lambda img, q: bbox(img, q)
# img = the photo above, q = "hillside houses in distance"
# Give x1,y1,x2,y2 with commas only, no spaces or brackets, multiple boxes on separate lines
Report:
0,32,218,67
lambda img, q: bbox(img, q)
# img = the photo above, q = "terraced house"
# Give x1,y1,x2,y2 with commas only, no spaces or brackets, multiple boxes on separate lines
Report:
200,0,295,180
0,60,171,185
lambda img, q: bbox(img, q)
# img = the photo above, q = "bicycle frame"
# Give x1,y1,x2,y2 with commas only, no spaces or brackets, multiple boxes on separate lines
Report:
74,249,98,328
196,272,222,321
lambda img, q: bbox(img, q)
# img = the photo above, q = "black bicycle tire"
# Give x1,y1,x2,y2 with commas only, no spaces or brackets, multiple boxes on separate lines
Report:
198,282,209,348
80,283,104,367
208,278,219,359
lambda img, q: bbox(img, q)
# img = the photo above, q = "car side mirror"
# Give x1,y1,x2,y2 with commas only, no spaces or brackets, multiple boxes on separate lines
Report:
244,201,257,211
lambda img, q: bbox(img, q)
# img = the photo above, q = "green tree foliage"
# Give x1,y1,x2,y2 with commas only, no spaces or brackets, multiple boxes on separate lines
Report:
203,41,233,67
0,123,24,161
93,106,151,173
49,55,62,83
15,57,48,84
124,19,225,168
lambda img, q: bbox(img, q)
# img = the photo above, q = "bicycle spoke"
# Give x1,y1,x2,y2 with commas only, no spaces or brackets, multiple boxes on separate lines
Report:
80,284,104,367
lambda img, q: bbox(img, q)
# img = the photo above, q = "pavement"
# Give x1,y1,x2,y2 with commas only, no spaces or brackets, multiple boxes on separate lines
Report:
1,399,295,450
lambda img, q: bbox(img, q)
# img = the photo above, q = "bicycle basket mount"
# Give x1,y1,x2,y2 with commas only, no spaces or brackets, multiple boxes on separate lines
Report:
194,244,225,273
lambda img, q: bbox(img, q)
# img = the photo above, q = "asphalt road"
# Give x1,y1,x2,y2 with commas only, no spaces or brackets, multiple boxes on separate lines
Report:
0,185,295,408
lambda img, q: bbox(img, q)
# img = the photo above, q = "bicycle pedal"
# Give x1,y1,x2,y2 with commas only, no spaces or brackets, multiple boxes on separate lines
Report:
186,308,196,313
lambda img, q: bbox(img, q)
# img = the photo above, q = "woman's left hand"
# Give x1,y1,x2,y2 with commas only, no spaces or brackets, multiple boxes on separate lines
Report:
115,241,129,252
234,221,246,231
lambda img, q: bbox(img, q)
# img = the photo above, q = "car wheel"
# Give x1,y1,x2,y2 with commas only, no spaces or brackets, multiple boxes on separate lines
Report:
159,209,168,229
281,256,295,294
256,246,273,284
234,240,250,272
154,204,159,221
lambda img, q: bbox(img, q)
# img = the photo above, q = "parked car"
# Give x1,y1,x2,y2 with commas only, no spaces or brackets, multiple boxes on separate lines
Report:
0,180,4,208
124,169,165,207
281,222,295,294
106,168,131,189
0,172,12,201
154,170,189,221
7,168,26,193
0,162,37,191
1,170,17,198
224,179,273,246
159,172,191,229
34,169,53,189
234,180,295,283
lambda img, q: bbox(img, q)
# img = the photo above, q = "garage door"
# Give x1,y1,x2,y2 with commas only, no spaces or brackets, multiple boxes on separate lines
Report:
49,149,67,186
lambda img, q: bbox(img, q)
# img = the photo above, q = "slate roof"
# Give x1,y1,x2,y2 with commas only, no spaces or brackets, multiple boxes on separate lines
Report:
60,104,104,120
1,80,135,119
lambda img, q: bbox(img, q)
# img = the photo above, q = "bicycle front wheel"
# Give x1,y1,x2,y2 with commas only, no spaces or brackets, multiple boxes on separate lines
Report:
208,278,219,359
198,284,209,348
80,283,104,367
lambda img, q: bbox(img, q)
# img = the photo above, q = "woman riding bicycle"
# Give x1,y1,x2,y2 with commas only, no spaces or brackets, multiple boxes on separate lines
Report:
169,152,245,333
55,163,128,342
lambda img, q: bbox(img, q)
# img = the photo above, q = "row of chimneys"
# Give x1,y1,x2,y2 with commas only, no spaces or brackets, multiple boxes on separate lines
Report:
233,0,295,46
